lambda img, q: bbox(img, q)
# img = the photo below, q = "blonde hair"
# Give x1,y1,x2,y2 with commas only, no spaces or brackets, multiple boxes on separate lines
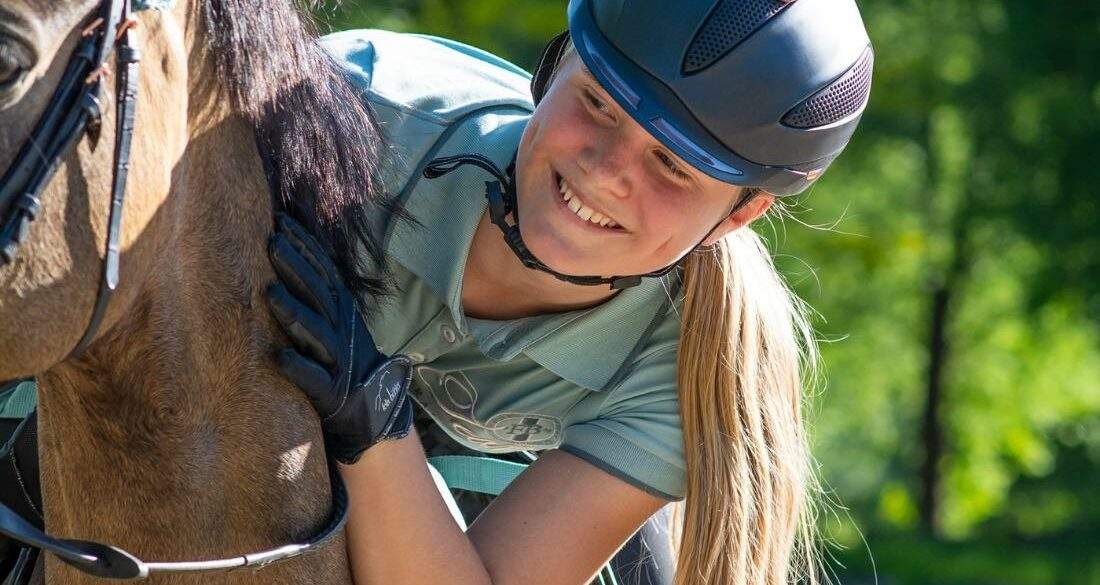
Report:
675,229,820,584
541,43,821,585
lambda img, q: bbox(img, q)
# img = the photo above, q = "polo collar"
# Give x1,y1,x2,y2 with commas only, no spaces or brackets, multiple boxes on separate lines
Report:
468,275,680,391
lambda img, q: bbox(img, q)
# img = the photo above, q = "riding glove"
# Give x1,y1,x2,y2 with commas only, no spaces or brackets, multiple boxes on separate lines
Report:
266,214,413,464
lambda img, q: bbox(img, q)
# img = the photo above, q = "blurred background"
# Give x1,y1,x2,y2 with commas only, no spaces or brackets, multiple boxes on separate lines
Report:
315,2,1100,583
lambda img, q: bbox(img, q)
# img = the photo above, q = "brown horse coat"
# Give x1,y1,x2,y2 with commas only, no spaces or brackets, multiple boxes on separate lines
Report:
0,1,391,582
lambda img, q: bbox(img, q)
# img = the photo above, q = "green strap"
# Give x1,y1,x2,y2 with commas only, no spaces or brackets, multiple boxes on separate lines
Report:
133,0,175,10
0,379,36,419
427,455,526,496
427,455,619,585
596,567,619,585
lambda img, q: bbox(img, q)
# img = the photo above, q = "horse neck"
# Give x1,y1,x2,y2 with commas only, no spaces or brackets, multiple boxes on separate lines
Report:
35,39,350,584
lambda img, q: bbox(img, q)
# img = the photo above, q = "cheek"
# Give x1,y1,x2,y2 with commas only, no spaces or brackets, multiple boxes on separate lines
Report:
632,188,733,263
527,96,594,158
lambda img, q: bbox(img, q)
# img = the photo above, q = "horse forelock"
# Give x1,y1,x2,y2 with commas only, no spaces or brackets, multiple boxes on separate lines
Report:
198,0,395,302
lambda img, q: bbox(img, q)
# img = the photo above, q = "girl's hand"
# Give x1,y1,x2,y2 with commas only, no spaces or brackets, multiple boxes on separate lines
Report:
266,214,413,464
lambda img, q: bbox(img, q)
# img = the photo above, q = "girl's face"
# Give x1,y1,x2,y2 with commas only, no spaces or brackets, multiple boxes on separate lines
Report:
514,54,773,279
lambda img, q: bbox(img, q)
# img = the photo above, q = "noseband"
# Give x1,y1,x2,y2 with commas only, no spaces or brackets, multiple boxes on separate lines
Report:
0,0,350,579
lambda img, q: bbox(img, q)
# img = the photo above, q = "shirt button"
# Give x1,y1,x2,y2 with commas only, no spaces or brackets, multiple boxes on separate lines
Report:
441,325,457,344
407,352,425,363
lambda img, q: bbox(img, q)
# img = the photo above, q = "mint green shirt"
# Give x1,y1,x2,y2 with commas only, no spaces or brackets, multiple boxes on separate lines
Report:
325,30,686,500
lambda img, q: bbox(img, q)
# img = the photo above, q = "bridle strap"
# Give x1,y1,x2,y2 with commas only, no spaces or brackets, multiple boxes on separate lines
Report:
0,22,107,263
69,0,141,357
0,462,350,579
0,0,136,357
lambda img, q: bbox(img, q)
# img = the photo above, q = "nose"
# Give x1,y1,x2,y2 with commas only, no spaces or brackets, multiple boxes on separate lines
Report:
576,129,635,199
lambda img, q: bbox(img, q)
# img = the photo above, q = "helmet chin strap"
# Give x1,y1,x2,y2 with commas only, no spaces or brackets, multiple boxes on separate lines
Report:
423,153,755,291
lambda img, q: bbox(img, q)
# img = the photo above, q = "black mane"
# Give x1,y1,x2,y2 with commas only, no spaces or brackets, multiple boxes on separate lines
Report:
200,0,395,299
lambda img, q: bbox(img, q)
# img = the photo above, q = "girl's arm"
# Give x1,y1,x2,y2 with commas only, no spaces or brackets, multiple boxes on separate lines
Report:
343,433,667,585
264,216,666,583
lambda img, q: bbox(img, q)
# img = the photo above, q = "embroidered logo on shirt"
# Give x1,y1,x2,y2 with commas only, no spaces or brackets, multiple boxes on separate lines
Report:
499,417,549,442
412,366,562,452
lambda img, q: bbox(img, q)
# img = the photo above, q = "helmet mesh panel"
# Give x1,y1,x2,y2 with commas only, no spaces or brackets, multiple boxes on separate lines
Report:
783,47,874,128
682,0,789,75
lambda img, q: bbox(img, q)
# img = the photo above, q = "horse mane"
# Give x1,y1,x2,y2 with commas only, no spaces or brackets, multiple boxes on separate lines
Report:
198,0,397,299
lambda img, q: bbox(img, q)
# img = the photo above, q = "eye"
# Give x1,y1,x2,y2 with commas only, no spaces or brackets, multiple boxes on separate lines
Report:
583,88,614,119
0,43,29,91
654,150,691,181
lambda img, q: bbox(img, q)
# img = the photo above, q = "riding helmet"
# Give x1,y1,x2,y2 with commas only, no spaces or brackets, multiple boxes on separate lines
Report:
532,0,874,196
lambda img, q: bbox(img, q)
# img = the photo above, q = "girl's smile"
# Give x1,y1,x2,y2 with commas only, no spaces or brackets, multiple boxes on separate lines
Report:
552,171,626,232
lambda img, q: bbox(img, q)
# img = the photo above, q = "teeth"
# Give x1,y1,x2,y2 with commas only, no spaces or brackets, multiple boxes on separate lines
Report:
558,177,619,229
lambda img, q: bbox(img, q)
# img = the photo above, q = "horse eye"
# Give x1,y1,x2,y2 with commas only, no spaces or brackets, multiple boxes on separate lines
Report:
0,43,29,90
0,64,25,89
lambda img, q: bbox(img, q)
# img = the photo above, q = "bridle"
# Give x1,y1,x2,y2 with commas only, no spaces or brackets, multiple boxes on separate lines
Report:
0,0,137,357
0,0,350,579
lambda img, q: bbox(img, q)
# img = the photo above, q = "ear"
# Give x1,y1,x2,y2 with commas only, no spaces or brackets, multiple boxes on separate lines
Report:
700,192,775,246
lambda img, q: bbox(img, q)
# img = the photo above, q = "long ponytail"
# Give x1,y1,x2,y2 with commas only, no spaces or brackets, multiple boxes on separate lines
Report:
674,227,820,584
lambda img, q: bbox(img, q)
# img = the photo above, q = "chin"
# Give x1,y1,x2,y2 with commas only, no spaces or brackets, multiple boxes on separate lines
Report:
515,217,601,277
520,221,590,275
513,170,659,279
521,224,668,281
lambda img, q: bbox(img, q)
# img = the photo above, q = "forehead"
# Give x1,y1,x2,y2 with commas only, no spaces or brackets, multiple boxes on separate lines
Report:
548,49,589,83
576,64,598,84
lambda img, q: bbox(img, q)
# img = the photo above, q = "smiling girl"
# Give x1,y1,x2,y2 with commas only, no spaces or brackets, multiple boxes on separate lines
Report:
265,0,874,583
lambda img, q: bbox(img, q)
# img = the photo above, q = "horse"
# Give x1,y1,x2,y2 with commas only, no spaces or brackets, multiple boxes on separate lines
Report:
0,0,391,582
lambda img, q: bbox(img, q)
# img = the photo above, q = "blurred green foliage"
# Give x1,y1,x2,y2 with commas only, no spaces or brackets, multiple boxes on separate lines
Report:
318,1,1100,582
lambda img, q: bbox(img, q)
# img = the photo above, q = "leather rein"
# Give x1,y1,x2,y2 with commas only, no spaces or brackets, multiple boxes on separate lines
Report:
0,0,350,579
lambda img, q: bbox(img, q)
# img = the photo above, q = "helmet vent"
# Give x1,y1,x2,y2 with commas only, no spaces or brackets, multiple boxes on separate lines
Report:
682,0,790,75
782,47,874,129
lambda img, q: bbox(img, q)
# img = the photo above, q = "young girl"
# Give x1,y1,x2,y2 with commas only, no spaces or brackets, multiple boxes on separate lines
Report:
265,0,873,583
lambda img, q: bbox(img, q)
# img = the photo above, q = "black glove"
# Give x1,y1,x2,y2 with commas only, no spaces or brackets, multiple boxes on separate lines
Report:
266,214,413,464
